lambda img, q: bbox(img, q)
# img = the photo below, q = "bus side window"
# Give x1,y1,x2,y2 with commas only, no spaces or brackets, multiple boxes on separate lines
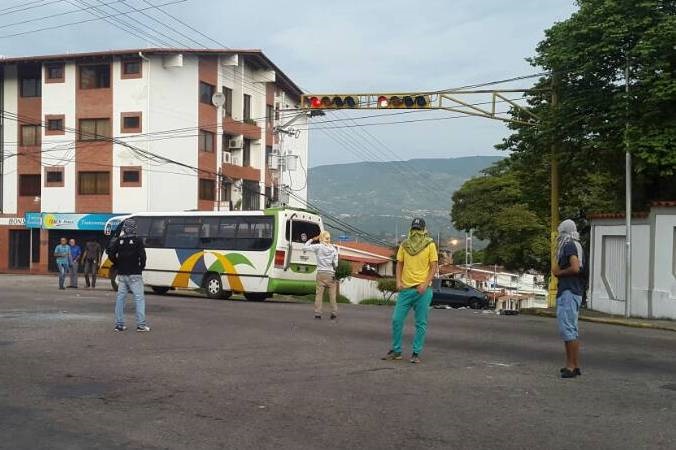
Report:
165,222,200,249
145,217,167,247
200,217,220,249
135,217,151,239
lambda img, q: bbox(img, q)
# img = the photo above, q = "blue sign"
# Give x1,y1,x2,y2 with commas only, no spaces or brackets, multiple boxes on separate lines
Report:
24,212,125,231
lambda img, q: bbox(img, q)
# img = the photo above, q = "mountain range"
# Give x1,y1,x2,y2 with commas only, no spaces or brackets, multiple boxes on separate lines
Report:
307,156,502,242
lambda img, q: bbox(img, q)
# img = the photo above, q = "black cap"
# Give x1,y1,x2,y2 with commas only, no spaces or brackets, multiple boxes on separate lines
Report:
410,218,426,230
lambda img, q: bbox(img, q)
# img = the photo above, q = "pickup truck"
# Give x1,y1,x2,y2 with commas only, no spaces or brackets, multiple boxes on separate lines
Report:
431,278,489,309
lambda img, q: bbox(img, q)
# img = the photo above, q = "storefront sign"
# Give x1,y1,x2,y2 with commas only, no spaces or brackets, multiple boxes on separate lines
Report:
0,217,26,226
23,213,125,231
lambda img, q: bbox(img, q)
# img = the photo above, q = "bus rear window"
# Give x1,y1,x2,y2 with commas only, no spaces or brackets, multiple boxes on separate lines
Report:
286,220,320,243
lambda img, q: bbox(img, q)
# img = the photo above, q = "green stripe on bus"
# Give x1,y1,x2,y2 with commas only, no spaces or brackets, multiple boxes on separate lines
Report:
268,278,316,295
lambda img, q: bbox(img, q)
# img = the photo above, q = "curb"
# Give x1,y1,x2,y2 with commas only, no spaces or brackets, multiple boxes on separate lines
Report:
522,309,676,333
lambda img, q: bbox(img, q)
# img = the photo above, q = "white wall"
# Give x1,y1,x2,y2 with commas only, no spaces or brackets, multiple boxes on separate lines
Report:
2,65,18,214
113,57,149,213
590,221,654,318
41,61,76,212
146,54,200,212
652,210,676,318
340,276,395,304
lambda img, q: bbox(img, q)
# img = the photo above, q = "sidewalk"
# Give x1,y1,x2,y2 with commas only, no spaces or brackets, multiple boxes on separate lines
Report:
522,307,676,332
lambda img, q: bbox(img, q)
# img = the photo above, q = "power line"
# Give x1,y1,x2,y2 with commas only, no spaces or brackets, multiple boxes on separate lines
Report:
0,0,64,16
141,0,226,48
121,0,205,48
0,0,129,30
0,0,186,39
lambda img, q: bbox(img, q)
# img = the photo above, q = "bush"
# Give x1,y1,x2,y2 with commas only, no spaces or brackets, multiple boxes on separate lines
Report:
359,297,394,306
376,278,397,304
335,259,352,282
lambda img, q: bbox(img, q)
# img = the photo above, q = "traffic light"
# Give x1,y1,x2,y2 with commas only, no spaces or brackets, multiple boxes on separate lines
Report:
305,95,359,109
376,94,430,109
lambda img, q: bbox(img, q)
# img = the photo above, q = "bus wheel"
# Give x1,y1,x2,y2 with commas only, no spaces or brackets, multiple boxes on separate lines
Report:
244,292,268,302
110,269,118,292
204,274,224,299
151,286,170,295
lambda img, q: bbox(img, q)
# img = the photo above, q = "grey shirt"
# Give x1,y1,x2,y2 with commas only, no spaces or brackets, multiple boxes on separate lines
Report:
304,240,339,273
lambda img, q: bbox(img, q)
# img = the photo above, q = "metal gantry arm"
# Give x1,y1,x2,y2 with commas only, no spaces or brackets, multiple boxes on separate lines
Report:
299,88,544,127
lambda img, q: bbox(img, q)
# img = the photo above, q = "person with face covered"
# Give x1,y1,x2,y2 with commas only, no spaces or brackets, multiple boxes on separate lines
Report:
108,219,150,332
382,218,438,364
304,231,339,320
552,219,585,378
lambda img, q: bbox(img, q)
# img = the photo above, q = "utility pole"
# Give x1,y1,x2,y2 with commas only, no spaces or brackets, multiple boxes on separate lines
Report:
547,76,560,308
624,51,632,318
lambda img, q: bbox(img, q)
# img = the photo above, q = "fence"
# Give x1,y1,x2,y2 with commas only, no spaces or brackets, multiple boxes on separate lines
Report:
340,276,396,304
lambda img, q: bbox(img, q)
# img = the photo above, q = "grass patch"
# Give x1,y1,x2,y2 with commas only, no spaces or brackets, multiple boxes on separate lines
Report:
359,297,394,306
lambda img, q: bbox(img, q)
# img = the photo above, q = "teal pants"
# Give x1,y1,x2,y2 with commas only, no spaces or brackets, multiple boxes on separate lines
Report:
391,287,433,354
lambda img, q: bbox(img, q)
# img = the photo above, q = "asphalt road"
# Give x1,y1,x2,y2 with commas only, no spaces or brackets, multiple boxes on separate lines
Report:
1,274,675,450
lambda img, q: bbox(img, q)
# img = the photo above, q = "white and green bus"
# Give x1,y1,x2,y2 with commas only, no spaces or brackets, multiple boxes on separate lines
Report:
99,208,323,300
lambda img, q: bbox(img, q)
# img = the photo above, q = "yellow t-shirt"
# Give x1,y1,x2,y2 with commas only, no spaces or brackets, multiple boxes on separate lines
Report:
397,242,438,288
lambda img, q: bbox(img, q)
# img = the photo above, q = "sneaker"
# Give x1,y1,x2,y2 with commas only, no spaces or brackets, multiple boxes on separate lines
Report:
560,368,578,378
560,367,582,376
381,350,402,361
114,325,127,332
330,313,337,320
410,353,421,364
314,314,322,320
136,325,151,332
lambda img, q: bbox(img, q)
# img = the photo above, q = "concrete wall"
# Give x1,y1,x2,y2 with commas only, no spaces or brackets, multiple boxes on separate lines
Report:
340,276,395,304
2,65,18,214
590,209,676,319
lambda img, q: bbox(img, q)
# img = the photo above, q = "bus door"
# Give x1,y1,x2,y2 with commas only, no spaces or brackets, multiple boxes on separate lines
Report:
282,213,321,273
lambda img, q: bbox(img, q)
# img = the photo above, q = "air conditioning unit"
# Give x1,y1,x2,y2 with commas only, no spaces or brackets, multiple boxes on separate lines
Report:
228,137,243,149
268,155,279,170
231,156,241,166
223,151,232,164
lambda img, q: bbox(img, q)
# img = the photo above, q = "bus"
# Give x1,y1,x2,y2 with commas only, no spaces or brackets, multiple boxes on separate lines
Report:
98,208,323,300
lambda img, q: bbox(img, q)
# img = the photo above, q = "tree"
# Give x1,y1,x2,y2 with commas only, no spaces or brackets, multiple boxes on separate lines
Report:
452,0,675,272
376,278,397,304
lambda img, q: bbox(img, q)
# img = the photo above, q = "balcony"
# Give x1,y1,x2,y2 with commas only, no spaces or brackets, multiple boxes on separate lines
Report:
222,116,261,140
222,161,260,182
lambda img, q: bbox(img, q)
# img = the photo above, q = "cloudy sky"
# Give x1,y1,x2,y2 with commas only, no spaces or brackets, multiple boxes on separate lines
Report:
0,0,578,167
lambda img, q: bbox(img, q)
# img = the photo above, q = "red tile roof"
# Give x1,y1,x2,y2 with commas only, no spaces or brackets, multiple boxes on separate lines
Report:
340,254,390,265
338,241,396,258
589,200,675,219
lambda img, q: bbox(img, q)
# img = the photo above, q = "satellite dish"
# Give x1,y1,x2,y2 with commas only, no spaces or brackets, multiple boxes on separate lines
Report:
212,92,225,107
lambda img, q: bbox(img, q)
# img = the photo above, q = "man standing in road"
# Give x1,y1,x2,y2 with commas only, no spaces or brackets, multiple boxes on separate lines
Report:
553,219,585,378
82,238,102,289
108,219,150,332
68,238,81,288
382,218,438,364
54,237,71,290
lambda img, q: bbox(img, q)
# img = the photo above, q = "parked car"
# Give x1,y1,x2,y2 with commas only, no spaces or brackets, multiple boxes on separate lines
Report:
431,278,489,309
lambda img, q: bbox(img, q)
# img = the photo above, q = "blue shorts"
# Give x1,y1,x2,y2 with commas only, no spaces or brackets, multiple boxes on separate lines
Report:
557,290,582,342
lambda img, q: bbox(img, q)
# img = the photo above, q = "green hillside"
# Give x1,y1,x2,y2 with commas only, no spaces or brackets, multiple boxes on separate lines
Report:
307,156,502,242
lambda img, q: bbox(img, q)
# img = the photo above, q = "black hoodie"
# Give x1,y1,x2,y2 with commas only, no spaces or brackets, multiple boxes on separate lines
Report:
108,236,146,275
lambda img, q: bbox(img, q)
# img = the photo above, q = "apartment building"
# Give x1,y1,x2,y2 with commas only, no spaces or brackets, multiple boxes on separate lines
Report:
0,48,308,273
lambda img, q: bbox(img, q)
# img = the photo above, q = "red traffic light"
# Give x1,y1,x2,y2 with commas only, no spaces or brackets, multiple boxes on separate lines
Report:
310,96,321,108
377,96,389,108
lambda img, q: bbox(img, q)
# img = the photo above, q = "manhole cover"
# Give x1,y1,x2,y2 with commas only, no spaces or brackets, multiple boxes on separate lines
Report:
661,384,676,391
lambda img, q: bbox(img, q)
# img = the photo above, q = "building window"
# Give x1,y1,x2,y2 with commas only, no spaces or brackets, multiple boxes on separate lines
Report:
199,178,215,201
20,64,41,97
199,129,215,152
45,63,65,83
120,166,142,187
274,102,280,120
79,171,110,195
79,118,111,141
20,125,41,146
222,182,232,202
199,81,215,105
44,167,64,187
121,112,142,133
222,86,233,116
242,180,260,211
47,118,63,131
243,139,251,167
19,174,41,196
266,104,274,128
122,58,142,78
243,94,252,120
80,64,110,89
